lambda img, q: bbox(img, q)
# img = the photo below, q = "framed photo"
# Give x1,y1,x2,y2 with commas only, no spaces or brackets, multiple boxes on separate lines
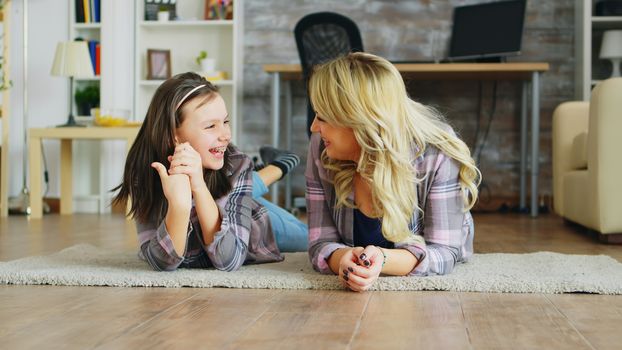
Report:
204,0,233,20
147,49,171,80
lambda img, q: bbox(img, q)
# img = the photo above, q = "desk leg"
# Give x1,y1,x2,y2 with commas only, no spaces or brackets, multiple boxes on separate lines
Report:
519,82,528,211
270,72,281,205
530,72,541,217
60,140,73,215
29,136,43,219
284,80,293,210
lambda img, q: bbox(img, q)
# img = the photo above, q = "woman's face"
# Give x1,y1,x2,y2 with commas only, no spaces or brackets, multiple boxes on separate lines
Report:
175,93,231,170
310,114,361,162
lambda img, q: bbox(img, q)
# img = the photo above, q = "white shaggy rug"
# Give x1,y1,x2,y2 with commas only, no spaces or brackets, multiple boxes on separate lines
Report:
1,244,622,294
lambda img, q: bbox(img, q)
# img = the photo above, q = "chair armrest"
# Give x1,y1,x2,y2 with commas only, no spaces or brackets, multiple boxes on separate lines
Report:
552,101,589,215
588,78,622,231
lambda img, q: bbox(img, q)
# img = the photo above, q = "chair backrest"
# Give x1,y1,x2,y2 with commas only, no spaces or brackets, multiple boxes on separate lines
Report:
294,12,363,78
294,12,363,135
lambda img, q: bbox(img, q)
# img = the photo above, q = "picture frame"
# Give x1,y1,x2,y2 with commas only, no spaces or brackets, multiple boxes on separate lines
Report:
146,49,171,80
204,0,233,20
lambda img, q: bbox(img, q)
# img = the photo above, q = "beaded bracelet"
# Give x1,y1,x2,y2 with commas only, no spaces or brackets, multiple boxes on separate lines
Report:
380,248,387,267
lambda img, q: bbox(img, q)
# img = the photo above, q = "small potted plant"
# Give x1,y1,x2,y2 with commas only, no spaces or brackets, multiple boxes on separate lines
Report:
157,5,170,22
74,85,100,116
195,50,216,74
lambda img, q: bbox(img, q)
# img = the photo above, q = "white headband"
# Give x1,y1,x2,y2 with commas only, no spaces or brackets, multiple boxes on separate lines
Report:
176,84,206,110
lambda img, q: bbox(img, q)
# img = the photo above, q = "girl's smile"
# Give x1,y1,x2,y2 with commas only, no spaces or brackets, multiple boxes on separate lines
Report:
176,93,231,170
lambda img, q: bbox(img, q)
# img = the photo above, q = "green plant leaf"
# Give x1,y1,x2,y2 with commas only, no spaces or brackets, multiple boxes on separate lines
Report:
195,50,208,65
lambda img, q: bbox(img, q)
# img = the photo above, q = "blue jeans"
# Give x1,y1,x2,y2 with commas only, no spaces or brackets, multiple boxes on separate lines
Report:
252,172,308,252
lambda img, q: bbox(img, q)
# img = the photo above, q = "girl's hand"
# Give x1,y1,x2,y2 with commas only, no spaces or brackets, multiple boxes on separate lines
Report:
342,245,384,292
151,162,192,209
168,142,205,192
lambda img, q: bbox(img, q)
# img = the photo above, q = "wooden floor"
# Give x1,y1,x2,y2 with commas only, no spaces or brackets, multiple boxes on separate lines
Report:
1,213,621,349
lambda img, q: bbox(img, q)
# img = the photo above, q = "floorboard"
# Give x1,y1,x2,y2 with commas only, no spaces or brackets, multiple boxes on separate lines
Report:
1,213,621,349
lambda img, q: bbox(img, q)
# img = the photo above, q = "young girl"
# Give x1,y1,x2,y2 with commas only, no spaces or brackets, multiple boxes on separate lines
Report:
306,52,480,291
113,72,307,272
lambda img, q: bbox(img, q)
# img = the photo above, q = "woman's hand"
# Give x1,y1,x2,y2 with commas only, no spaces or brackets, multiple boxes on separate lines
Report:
151,162,192,210
338,247,364,290
341,245,384,292
168,142,206,192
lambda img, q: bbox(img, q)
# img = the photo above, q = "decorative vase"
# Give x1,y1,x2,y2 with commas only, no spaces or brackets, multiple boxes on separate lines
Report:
157,11,170,22
200,58,216,74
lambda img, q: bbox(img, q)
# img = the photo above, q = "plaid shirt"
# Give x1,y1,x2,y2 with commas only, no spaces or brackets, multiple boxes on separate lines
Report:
305,132,474,276
136,145,283,272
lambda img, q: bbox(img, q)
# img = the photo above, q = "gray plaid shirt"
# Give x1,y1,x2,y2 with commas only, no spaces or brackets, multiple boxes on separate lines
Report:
305,132,474,276
136,145,283,271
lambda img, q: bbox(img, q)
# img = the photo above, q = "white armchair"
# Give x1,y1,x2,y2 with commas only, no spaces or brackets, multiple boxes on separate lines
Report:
552,77,622,242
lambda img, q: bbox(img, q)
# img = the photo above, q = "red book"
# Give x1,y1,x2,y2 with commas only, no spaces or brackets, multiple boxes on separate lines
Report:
95,43,101,75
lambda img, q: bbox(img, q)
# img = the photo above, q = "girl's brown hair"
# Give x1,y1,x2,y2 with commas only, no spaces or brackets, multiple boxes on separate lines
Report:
112,72,232,223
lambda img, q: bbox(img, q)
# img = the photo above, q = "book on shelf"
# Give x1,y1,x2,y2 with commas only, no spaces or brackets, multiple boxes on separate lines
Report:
95,43,101,75
88,40,98,75
75,0,101,23
75,38,100,75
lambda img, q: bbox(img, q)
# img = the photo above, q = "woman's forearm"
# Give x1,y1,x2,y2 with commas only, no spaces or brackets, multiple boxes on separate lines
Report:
192,184,222,245
328,246,418,276
327,248,352,274
380,248,418,276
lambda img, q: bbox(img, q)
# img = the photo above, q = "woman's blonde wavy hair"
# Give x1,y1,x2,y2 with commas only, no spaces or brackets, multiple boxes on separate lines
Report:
308,52,481,244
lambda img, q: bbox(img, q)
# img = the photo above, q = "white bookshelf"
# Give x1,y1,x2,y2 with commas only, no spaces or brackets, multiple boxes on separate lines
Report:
575,0,622,100
133,0,243,142
68,9,100,117
68,0,103,213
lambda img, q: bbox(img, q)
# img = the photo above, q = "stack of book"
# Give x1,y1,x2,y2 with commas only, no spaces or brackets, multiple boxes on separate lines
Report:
88,40,101,76
75,0,101,23
75,39,100,76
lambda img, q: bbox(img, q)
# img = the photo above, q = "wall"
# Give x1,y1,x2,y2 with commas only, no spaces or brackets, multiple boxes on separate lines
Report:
99,1,134,211
240,0,576,210
7,0,575,212
8,0,132,212
8,0,68,200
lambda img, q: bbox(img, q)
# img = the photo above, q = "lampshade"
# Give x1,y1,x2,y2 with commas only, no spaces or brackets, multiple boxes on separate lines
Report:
50,41,94,78
599,30,622,59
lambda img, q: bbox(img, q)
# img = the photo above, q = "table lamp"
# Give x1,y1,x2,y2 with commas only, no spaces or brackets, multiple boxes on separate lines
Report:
50,41,94,127
599,30,622,78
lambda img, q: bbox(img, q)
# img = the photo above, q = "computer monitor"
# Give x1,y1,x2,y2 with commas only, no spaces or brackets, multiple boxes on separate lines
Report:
448,0,527,61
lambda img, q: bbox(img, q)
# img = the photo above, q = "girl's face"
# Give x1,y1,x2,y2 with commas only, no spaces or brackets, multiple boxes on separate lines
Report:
175,93,231,170
310,114,361,162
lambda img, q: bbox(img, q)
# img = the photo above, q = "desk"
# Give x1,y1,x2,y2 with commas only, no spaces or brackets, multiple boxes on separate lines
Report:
29,127,139,219
264,62,550,217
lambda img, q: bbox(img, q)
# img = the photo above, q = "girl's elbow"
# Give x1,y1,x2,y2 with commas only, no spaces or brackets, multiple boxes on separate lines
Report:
212,257,243,272
145,259,179,272
209,243,247,272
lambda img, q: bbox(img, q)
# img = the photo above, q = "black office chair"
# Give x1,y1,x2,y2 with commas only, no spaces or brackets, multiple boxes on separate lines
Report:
294,12,364,136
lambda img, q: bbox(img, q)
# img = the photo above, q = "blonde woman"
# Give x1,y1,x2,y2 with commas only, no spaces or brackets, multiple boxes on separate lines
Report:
305,52,480,291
